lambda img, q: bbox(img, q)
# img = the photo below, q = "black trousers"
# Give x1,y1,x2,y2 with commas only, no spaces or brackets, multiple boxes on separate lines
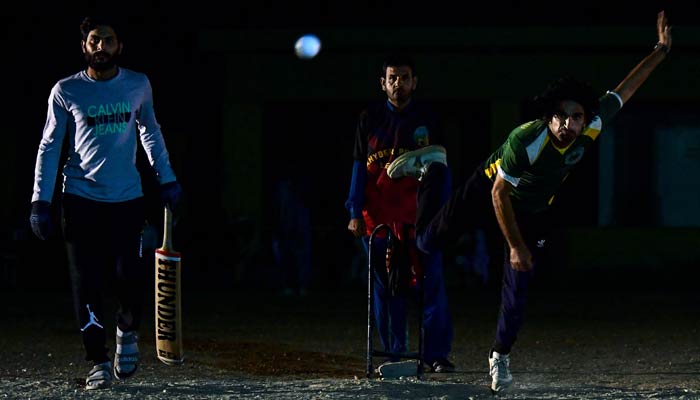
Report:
62,193,146,363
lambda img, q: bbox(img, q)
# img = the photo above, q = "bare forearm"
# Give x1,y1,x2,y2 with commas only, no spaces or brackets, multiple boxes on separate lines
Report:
492,183,525,250
492,176,534,271
614,10,672,103
613,47,667,103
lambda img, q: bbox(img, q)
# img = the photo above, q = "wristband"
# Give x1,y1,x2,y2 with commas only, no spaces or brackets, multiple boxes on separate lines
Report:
654,42,670,55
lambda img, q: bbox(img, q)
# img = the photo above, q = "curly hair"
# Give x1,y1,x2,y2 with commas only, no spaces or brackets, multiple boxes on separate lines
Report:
533,75,599,124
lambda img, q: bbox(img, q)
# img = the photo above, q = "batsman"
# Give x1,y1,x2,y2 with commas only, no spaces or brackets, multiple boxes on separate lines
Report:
29,16,183,390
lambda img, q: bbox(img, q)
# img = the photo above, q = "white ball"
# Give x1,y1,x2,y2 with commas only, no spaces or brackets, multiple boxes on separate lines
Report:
294,34,321,59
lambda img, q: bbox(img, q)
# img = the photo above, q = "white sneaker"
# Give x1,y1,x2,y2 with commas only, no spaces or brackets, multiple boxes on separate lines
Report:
488,350,513,392
114,328,139,380
85,361,112,390
387,145,447,180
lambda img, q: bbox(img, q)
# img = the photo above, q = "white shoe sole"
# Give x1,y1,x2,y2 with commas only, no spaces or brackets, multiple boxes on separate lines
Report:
387,145,446,179
377,360,419,378
491,380,513,392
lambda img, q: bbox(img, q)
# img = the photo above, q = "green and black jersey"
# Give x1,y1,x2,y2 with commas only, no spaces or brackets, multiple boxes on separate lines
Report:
482,91,623,214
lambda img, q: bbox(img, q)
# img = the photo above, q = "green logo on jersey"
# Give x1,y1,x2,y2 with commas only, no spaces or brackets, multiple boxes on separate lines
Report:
87,101,131,136
564,146,585,165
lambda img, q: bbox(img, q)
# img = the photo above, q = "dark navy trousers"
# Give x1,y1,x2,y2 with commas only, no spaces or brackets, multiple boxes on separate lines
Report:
416,163,550,355
364,232,454,364
364,163,454,363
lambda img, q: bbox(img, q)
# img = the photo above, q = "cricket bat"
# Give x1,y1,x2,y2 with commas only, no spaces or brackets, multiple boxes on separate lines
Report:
154,205,184,365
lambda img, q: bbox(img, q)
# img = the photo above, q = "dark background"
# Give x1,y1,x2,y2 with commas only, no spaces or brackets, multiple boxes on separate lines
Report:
3,1,700,294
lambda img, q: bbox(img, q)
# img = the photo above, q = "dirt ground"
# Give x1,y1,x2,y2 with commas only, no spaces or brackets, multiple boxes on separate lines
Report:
1,279,699,399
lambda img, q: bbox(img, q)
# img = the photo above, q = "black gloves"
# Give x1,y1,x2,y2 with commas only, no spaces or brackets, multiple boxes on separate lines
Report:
29,200,52,240
30,183,182,240
159,181,183,211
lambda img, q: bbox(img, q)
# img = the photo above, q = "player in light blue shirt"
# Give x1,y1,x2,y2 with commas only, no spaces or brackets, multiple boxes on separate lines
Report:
29,16,183,390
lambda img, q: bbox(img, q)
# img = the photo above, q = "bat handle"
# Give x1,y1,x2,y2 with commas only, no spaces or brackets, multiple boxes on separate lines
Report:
162,205,173,249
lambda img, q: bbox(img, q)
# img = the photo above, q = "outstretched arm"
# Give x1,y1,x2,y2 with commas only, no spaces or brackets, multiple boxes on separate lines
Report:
613,10,672,103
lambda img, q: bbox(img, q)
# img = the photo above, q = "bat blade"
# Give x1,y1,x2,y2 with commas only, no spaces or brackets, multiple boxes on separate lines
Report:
155,205,184,365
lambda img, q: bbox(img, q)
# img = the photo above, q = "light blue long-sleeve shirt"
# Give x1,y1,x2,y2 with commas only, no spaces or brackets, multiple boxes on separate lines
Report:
32,67,176,203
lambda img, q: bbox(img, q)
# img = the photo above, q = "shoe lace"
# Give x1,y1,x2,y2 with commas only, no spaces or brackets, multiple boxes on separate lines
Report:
417,164,428,181
491,357,510,378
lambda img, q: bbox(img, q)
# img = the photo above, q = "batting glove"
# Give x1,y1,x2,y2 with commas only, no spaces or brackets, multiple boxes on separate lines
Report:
29,200,52,240
160,181,183,211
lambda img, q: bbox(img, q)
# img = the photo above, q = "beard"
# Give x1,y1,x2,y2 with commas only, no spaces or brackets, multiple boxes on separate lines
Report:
390,87,412,103
85,51,118,71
